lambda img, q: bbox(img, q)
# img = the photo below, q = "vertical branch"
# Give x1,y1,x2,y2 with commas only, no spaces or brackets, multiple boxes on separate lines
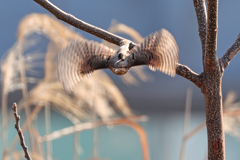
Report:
204,0,225,160
18,45,36,152
204,0,219,70
193,0,207,62
12,103,32,160
8,105,43,153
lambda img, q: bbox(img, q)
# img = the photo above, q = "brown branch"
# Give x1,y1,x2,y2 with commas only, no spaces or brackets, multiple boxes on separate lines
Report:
203,1,225,160
193,0,207,62
220,33,240,69
12,103,32,160
204,0,219,71
8,104,43,154
176,63,202,88
33,0,136,48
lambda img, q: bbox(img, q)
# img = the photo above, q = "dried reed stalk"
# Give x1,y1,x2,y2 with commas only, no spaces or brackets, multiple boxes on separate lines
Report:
39,116,149,160
73,131,81,160
2,13,144,160
18,42,36,153
1,40,40,158
30,127,45,158
45,103,53,160
179,88,192,160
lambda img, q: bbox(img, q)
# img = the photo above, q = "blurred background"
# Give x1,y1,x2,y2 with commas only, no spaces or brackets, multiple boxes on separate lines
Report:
1,0,240,160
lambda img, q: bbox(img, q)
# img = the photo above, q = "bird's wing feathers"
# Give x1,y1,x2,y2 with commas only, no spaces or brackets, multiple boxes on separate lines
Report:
130,29,179,77
58,40,115,92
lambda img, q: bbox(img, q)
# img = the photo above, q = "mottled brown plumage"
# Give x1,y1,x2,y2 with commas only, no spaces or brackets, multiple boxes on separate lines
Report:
58,29,179,92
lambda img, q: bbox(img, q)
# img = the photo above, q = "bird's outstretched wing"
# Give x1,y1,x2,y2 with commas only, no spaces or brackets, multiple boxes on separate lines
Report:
130,29,179,77
58,40,115,92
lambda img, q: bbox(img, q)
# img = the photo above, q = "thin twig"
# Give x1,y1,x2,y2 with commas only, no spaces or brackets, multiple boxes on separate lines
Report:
12,103,32,160
220,33,240,69
8,104,43,153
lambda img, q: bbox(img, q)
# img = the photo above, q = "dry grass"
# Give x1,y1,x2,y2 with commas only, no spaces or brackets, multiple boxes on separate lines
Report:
1,13,150,160
2,13,240,160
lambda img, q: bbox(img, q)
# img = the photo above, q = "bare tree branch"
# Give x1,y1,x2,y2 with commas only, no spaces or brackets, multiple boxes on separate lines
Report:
204,0,219,71
33,0,136,47
203,1,225,160
176,63,202,88
220,33,240,69
12,103,32,160
193,0,207,62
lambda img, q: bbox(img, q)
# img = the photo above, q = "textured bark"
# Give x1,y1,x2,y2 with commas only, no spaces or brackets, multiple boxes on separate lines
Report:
203,0,225,159
193,0,225,159
193,0,207,62
220,33,240,69
202,71,225,160
176,63,202,88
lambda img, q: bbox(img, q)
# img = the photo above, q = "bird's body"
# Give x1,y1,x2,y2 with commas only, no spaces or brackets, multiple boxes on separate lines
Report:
58,29,179,92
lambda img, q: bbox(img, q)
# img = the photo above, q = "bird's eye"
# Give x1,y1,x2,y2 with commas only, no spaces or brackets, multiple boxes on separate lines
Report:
132,53,136,60
106,56,111,64
118,53,123,60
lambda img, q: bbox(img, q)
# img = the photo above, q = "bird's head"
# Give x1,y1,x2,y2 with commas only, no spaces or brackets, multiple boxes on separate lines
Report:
109,40,135,75
109,52,131,75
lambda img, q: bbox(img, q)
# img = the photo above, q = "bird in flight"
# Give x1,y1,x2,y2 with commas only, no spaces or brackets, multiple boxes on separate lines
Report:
58,29,179,92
